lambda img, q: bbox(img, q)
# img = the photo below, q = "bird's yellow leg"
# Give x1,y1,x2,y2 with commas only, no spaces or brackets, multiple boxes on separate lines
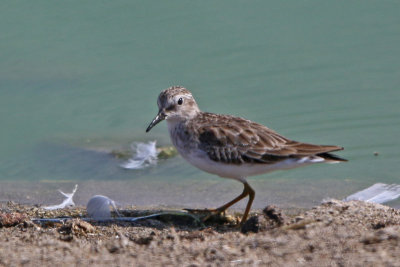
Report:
185,181,255,225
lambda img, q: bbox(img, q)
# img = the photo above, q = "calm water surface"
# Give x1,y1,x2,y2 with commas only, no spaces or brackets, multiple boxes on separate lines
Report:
1,1,399,209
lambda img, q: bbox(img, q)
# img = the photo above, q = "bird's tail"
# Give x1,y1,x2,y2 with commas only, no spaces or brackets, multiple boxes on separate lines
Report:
318,152,348,163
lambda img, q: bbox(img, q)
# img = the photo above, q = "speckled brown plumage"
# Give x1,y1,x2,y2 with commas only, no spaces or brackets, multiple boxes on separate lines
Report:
187,112,345,165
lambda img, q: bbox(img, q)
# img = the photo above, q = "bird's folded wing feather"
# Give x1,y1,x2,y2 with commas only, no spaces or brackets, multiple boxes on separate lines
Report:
194,114,342,164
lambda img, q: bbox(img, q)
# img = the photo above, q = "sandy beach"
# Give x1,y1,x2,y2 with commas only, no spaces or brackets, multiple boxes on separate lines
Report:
1,199,400,266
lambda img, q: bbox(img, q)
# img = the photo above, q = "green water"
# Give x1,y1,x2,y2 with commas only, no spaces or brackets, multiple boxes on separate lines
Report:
1,1,399,209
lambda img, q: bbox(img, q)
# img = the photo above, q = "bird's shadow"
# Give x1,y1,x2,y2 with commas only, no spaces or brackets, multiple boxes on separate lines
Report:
93,209,242,232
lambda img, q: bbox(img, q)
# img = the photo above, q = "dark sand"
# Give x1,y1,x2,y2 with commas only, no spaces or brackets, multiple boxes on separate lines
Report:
1,200,400,266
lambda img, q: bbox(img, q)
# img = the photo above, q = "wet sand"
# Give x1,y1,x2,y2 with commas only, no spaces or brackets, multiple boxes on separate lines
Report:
1,200,400,266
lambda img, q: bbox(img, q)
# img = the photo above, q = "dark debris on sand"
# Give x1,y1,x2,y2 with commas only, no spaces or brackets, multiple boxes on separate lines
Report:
1,200,400,266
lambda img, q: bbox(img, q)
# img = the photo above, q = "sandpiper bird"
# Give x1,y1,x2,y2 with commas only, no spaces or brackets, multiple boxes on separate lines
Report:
146,86,347,225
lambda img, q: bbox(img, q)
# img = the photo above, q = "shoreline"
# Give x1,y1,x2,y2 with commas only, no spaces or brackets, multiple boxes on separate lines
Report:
1,200,400,266
0,178,359,211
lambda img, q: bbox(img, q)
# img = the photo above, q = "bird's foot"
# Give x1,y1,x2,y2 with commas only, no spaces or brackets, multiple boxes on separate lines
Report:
184,208,215,222
184,208,231,223
184,208,219,215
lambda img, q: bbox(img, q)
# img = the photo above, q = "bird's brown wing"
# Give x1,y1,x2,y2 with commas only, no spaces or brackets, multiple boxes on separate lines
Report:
193,113,344,164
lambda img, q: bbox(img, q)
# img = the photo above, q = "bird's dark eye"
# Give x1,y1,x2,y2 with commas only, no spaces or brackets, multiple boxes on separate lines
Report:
177,98,183,105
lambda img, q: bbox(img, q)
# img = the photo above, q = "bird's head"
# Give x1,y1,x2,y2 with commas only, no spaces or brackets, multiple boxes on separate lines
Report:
146,86,200,132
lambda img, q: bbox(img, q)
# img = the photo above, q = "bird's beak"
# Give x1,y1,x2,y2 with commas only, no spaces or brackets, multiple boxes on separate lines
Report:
146,110,166,132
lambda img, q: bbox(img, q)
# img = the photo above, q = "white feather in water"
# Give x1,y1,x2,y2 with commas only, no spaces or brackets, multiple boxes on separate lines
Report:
344,183,400,204
120,141,158,169
43,184,78,210
86,195,120,219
